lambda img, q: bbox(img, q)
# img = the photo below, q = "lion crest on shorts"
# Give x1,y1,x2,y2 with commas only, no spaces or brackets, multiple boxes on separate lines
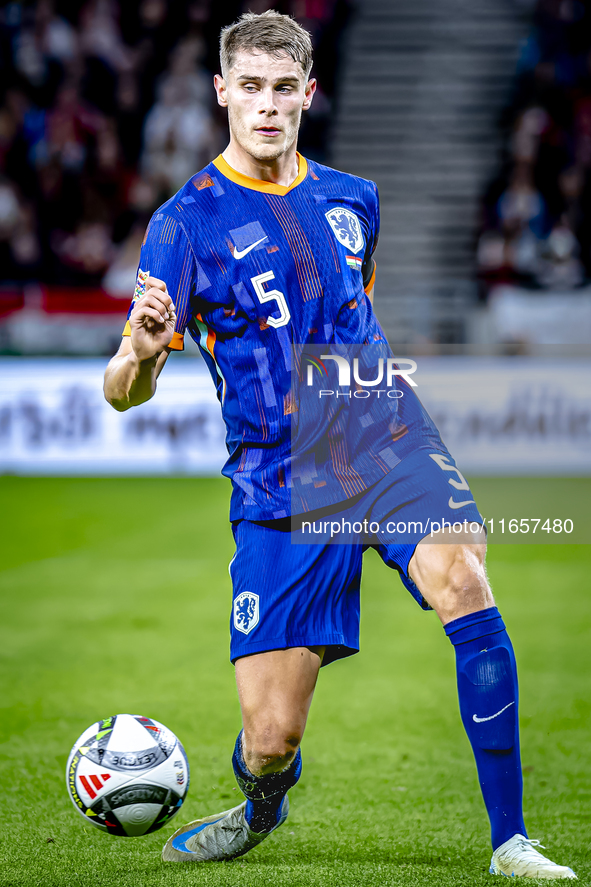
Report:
233,591,260,635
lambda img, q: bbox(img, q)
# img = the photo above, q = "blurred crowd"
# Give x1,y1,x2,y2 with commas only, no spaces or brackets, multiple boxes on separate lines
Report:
0,0,350,295
478,0,591,295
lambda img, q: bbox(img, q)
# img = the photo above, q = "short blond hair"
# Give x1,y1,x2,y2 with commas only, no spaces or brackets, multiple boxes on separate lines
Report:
220,10,313,79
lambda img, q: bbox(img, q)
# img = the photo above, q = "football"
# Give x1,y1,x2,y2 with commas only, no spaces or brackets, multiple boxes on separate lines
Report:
66,714,190,837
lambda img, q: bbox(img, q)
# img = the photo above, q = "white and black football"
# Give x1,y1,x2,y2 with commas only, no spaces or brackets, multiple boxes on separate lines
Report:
66,714,190,837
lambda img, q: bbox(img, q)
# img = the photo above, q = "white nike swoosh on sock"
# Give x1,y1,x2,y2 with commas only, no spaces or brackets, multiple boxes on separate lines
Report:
232,237,268,259
473,701,515,723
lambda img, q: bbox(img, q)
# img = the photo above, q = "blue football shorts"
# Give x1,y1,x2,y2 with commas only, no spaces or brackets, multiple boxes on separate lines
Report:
229,446,484,667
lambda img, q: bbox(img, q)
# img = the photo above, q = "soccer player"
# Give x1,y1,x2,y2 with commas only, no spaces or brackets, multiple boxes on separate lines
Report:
104,11,576,879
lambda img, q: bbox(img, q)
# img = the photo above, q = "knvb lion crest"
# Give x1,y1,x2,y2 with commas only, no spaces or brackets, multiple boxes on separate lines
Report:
325,208,364,255
233,591,260,635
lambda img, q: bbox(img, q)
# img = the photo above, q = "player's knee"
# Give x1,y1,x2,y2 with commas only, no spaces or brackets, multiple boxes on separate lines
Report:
443,546,492,618
413,543,493,623
242,722,301,776
448,545,485,590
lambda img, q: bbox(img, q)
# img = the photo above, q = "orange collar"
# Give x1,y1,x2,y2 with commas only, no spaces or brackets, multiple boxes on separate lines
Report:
212,152,308,195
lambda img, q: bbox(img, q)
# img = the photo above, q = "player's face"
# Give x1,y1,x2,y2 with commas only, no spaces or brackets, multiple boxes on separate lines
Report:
215,50,315,162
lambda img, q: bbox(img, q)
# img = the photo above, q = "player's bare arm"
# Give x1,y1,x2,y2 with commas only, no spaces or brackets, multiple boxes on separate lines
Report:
103,277,175,411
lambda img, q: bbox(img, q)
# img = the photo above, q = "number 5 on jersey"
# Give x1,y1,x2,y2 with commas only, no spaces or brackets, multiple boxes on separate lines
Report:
251,271,291,328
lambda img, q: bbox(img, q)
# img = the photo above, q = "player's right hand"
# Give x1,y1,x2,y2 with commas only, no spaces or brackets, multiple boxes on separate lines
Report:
129,277,176,362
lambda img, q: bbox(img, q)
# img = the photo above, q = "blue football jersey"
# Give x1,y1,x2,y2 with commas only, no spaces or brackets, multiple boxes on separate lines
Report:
124,154,442,519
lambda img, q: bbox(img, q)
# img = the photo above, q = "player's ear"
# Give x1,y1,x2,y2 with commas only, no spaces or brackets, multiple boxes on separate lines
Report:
302,78,317,111
214,74,228,108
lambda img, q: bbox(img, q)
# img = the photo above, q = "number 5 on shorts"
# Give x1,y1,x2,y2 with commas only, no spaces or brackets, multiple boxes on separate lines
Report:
429,453,471,491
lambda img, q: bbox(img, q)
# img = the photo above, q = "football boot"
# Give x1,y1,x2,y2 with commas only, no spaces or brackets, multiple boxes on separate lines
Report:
490,834,577,879
162,795,288,862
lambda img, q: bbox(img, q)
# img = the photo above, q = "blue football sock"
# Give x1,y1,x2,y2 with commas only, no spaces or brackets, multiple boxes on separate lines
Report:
445,607,527,850
232,731,302,834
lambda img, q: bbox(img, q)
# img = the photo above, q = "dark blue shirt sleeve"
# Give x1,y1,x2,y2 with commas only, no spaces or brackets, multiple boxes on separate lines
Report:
123,213,197,351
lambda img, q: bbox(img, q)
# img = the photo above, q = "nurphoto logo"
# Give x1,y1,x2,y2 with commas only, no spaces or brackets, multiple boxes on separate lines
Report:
304,354,418,400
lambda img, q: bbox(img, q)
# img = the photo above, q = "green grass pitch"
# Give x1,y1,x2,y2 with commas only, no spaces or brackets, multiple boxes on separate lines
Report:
0,476,589,887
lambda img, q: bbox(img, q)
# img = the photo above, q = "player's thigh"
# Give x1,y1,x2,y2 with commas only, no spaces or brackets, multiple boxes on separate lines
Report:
235,646,324,747
370,446,488,617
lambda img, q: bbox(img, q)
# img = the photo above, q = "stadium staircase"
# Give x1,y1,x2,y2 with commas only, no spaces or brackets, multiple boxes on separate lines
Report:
331,0,531,343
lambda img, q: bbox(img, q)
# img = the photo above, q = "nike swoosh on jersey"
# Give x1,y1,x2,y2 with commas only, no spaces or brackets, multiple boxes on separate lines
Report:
448,496,476,510
232,236,268,259
473,701,515,723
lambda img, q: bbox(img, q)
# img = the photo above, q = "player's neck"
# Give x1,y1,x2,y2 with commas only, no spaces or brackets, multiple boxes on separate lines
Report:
221,141,300,187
